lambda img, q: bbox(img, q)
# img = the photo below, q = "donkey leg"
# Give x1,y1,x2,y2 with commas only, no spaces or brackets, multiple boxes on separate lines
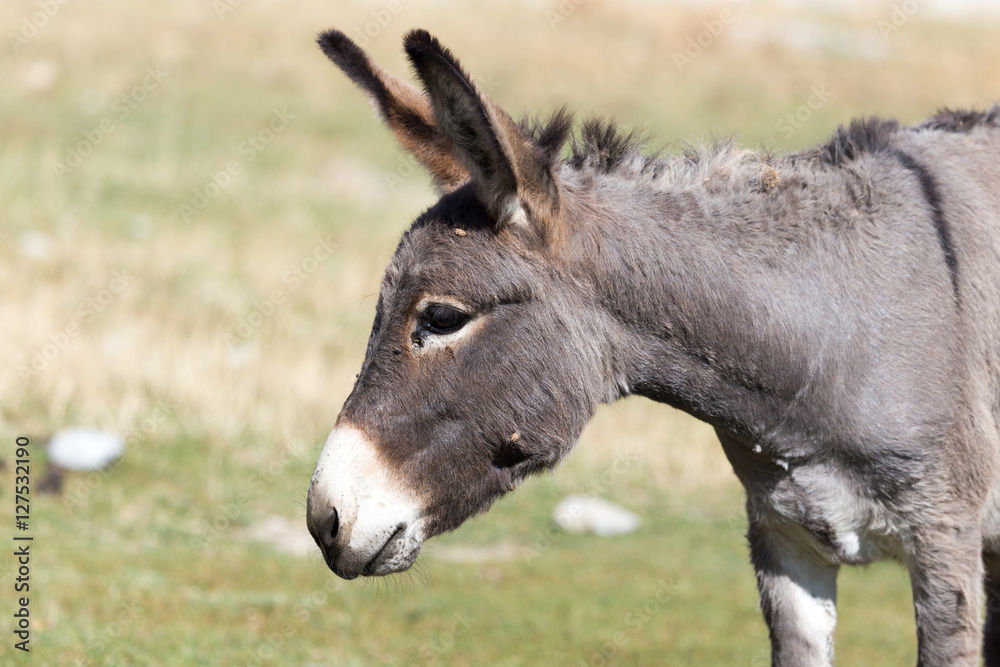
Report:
748,520,839,667
983,554,1000,665
907,521,982,667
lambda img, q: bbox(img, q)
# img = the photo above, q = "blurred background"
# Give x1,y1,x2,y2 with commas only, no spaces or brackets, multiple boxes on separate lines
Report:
3,0,1000,664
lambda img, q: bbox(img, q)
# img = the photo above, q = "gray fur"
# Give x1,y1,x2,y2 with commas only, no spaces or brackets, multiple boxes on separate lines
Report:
306,29,1000,666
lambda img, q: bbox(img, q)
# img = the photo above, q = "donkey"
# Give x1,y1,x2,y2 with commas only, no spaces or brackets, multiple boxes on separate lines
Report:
304,27,1000,666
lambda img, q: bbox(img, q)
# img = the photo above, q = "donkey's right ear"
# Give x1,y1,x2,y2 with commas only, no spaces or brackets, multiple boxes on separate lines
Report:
317,30,469,192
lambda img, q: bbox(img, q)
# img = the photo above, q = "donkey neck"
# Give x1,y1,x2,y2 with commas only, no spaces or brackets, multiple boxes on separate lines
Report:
558,150,834,441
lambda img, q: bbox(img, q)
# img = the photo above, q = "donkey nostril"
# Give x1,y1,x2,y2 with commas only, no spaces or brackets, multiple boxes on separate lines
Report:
310,505,341,553
327,508,339,541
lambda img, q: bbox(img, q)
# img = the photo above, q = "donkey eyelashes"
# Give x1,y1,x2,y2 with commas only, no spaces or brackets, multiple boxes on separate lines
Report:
410,298,478,349
421,304,469,335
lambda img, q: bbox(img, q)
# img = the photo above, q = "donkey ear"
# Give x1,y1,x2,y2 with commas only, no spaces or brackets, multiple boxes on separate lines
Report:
403,30,564,233
317,29,468,192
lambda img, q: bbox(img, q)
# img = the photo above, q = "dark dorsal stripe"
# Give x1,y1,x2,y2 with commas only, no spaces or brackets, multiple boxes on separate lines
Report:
890,148,960,303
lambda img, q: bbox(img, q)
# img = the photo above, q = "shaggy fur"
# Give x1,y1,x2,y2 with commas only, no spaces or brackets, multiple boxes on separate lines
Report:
306,28,1000,667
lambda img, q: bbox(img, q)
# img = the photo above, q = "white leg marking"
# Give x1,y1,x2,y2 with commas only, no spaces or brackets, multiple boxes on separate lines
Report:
777,551,837,666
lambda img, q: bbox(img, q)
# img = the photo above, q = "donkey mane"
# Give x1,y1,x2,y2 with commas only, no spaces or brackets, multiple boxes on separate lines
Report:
532,103,997,293
532,103,1000,181
567,117,655,173
919,104,1000,132
527,104,1000,304
519,112,655,174
523,110,753,194
811,116,902,166
807,104,1000,167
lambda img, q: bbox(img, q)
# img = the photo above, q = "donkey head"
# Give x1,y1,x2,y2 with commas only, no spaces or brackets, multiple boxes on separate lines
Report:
306,29,613,579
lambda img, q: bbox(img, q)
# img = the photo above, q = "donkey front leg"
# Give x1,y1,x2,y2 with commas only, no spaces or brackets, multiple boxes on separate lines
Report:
748,520,839,666
907,521,983,666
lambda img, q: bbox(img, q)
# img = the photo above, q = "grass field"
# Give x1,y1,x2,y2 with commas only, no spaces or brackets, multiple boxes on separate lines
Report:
3,0,1000,664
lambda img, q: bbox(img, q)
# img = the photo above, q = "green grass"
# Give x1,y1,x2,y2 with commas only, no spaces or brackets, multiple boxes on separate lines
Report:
2,0,999,663
12,438,917,665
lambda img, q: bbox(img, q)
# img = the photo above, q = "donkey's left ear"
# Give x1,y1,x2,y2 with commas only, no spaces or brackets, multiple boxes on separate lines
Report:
318,29,469,193
404,30,568,236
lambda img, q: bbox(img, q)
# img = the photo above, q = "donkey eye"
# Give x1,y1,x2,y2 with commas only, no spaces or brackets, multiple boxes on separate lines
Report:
422,304,469,335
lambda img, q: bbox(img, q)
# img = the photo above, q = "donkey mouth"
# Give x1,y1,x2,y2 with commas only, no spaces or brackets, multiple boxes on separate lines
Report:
329,525,422,580
360,525,421,577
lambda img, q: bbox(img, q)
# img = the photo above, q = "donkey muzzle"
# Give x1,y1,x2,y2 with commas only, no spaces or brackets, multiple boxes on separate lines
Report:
306,424,424,579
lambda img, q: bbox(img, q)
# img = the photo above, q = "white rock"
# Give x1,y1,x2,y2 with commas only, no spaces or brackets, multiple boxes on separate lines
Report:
21,59,57,92
552,495,641,537
18,230,54,258
226,342,258,368
48,428,125,471
127,214,153,239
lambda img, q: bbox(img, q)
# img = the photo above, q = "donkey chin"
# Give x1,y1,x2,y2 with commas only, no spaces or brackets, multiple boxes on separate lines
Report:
306,424,429,579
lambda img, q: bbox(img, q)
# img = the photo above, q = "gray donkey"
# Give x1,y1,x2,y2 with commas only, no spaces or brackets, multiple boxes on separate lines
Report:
305,28,1000,666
